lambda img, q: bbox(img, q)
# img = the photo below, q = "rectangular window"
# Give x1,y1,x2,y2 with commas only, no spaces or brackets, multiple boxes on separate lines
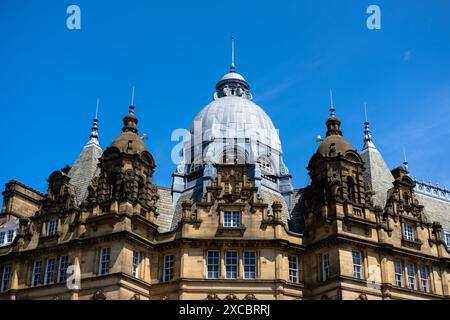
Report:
288,255,299,283
394,260,404,287
132,251,140,278
6,230,14,243
32,261,42,287
47,220,58,237
407,263,416,290
244,251,256,280
0,265,12,292
58,256,69,283
352,251,363,279
163,254,174,282
321,254,330,282
99,248,111,275
223,211,240,228
206,251,220,279
403,223,414,241
44,258,56,285
419,266,430,293
444,232,450,247
225,252,238,279
0,232,5,245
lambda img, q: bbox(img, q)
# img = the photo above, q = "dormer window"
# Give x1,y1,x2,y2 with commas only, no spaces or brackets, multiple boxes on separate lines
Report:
6,230,14,243
224,211,240,228
47,220,58,237
0,230,16,245
444,232,450,247
403,223,414,241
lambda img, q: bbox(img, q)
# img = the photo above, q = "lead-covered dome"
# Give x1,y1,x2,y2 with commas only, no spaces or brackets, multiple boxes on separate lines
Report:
172,65,293,210
190,95,282,154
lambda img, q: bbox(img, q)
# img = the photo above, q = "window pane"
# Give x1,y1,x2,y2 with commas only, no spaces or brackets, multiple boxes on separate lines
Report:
321,254,329,282
244,252,256,279
289,256,298,283
6,230,14,243
132,251,140,278
32,261,42,287
99,248,111,275
352,251,363,279
403,224,414,241
407,264,416,290
225,252,238,279
58,256,69,283
394,260,404,287
1,265,12,292
163,255,174,282
224,212,240,228
207,251,219,279
44,258,55,285
420,266,429,292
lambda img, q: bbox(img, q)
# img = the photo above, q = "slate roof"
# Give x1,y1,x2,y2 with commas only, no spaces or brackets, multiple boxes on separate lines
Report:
68,144,102,205
416,193,450,230
68,117,102,206
361,148,395,208
155,186,174,233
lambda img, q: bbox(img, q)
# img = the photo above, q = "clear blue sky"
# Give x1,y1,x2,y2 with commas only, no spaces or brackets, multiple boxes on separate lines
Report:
1,0,449,193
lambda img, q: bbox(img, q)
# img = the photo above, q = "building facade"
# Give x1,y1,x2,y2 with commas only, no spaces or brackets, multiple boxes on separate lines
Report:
0,61,449,300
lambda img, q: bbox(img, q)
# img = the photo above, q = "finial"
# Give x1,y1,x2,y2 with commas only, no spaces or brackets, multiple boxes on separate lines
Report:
87,99,100,147
130,86,135,113
362,103,376,151
95,99,99,120
230,36,236,73
329,89,336,116
403,147,409,170
364,102,368,123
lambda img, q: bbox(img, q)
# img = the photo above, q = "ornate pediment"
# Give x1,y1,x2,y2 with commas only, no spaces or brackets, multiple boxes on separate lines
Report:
199,164,264,209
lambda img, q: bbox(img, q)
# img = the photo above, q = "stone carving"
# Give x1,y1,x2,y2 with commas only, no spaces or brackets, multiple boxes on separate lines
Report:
91,289,106,300
205,293,220,300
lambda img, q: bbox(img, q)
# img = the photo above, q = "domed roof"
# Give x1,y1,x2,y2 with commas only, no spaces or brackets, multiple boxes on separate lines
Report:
190,95,281,151
110,131,147,154
108,105,148,155
220,72,246,82
316,114,354,155
317,134,353,155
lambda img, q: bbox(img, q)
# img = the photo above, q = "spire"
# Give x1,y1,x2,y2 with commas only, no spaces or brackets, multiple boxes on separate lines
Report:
403,147,409,171
362,103,377,151
86,99,100,147
122,87,138,134
325,90,342,137
329,89,336,116
230,36,236,73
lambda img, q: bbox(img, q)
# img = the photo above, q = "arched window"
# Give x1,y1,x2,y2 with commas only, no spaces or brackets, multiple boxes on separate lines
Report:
258,156,274,174
220,148,246,165
347,176,356,201
403,192,410,204
189,162,203,173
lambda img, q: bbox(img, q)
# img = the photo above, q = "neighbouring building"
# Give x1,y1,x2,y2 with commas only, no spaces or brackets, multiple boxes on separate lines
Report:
0,57,449,300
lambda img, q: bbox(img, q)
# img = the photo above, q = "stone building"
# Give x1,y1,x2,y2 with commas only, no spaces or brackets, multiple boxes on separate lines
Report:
0,58,449,300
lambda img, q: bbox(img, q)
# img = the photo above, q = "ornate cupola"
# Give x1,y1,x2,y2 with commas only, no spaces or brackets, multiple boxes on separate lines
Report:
86,99,159,221
214,36,252,100
304,95,374,229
